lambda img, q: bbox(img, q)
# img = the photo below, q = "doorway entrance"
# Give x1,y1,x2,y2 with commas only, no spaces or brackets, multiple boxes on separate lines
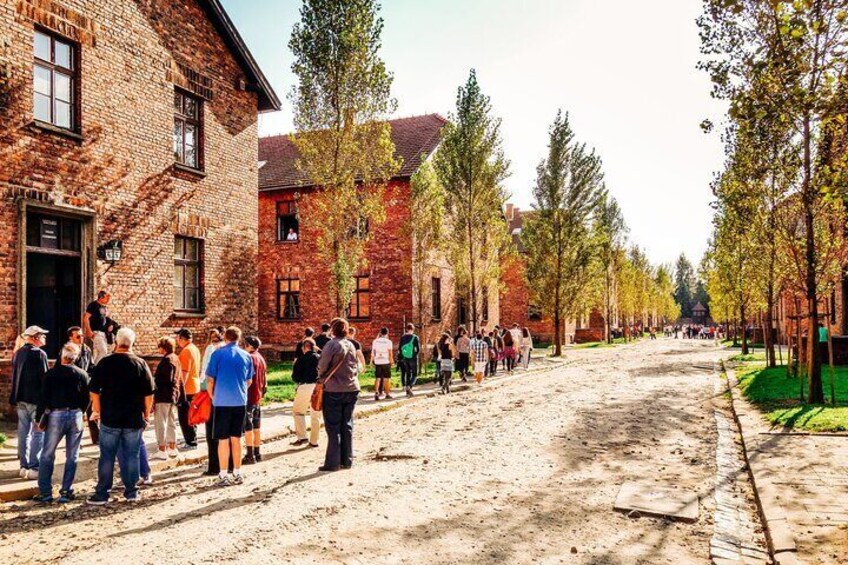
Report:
25,213,83,359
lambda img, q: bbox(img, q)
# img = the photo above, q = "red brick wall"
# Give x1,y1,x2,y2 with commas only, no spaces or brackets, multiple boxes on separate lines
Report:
259,180,417,350
0,0,262,413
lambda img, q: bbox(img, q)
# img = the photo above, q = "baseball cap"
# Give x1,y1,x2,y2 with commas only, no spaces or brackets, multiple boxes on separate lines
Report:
23,325,49,337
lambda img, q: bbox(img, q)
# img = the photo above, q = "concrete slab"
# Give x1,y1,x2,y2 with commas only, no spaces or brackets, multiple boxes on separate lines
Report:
613,481,699,522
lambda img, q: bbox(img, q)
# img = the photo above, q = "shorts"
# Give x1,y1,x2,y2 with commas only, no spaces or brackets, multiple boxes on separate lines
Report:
474,362,487,374
375,364,392,379
244,404,261,431
212,405,247,440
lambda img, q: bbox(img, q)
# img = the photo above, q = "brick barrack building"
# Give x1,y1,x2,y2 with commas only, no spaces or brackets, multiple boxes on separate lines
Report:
258,114,498,353
0,0,280,413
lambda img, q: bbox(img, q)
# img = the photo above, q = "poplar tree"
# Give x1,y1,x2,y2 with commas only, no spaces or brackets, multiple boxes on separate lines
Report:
289,0,400,314
594,193,628,343
434,69,511,332
521,111,605,356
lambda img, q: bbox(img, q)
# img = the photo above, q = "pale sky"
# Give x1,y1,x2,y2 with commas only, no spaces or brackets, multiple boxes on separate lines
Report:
222,0,728,267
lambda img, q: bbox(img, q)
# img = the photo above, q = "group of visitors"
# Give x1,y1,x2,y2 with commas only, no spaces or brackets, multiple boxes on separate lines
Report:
8,288,535,503
675,324,720,340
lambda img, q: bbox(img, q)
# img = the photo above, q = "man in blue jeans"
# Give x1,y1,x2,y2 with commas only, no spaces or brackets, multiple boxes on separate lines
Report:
86,327,154,505
33,343,89,503
10,325,49,480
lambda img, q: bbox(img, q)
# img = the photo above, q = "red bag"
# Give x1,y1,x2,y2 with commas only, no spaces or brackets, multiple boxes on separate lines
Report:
188,390,212,426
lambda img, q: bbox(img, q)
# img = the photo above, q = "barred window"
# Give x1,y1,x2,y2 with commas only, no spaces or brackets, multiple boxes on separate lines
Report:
347,276,370,319
277,278,301,320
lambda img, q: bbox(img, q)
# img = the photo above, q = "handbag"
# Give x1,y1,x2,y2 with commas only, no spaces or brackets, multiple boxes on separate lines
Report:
311,356,345,412
188,390,212,425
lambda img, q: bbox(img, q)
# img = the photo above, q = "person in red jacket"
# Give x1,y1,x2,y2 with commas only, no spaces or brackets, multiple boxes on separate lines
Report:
242,336,267,464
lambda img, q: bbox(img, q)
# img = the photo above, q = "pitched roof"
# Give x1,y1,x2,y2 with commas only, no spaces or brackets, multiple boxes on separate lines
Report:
258,114,448,190
201,0,281,112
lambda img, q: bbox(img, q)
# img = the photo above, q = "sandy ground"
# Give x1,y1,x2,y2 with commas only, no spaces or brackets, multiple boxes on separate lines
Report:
0,338,734,564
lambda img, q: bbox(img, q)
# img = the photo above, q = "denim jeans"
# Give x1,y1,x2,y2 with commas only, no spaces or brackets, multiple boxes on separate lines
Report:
399,359,418,388
38,409,84,496
16,402,43,470
95,425,142,500
323,391,358,469
118,438,151,479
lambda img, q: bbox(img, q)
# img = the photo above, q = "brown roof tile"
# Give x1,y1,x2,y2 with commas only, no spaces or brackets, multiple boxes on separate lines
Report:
259,114,447,190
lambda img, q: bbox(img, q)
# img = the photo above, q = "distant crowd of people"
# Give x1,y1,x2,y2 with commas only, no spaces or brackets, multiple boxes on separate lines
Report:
8,288,536,505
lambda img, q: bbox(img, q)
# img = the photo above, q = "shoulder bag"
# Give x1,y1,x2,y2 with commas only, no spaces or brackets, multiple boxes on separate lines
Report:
311,355,345,412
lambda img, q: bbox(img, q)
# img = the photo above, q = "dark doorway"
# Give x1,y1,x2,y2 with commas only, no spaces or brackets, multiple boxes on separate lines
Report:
25,214,83,359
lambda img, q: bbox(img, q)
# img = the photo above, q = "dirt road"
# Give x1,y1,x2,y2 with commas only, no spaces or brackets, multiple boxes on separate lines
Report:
0,339,738,564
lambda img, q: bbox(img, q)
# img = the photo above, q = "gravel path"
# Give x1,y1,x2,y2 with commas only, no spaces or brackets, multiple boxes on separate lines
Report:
0,338,745,564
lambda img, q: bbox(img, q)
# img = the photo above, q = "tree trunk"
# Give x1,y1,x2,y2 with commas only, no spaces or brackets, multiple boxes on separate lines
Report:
553,311,562,357
605,269,612,344
741,303,749,355
802,114,824,403
467,223,477,334
765,290,776,368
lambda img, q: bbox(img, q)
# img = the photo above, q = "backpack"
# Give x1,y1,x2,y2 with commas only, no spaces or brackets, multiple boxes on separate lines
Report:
188,390,212,426
400,336,417,359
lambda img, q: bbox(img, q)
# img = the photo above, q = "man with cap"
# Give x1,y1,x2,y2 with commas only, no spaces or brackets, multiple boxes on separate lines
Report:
10,326,49,479
175,328,201,449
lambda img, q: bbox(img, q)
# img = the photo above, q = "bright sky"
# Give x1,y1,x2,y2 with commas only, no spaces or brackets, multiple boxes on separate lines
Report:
222,0,728,267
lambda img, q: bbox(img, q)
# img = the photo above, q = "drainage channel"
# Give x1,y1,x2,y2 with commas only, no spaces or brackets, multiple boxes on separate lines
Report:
710,378,771,564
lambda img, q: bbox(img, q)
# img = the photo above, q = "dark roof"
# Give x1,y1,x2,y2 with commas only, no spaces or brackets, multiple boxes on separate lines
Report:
507,206,535,253
201,0,281,112
258,114,448,190
693,302,706,312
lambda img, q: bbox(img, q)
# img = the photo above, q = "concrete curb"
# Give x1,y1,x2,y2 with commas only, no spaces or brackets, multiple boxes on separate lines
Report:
720,363,797,565
0,358,567,503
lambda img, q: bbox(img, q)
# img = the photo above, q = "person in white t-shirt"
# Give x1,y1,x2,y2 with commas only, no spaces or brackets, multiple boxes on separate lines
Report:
370,327,394,401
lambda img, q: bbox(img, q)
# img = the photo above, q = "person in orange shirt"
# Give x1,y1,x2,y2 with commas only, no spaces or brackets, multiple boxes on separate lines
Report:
175,329,202,449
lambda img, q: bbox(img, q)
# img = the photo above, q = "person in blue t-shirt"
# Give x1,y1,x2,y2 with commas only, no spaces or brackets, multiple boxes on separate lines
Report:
206,326,254,487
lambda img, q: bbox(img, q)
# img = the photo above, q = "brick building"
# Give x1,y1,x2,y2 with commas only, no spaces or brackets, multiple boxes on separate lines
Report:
0,0,279,413
500,205,577,345
258,114,497,352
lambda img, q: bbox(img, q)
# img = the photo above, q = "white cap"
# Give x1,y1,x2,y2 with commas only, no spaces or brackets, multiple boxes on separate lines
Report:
22,325,49,337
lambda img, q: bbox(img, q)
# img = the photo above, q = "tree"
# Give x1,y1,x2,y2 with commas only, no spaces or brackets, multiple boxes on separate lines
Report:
435,69,511,332
406,160,445,343
699,0,848,401
522,111,605,356
674,254,696,318
594,193,628,343
289,0,400,315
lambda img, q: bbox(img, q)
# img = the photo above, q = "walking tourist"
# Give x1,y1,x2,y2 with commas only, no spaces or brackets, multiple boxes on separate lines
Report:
68,326,98,444
398,323,420,397
152,337,182,461
87,327,155,505
291,337,321,447
470,331,489,385
437,332,455,394
370,327,394,401
489,330,502,376
520,327,534,369
242,336,267,464
317,318,361,472
201,327,230,476
206,326,254,487
175,329,201,449
84,290,114,364
315,323,332,351
502,329,517,374
294,327,315,360
11,325,49,480
455,326,471,382
33,343,89,503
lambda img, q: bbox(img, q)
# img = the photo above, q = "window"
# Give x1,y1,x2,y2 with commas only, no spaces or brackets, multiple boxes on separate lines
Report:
277,201,300,242
174,236,203,312
33,30,76,130
528,304,543,321
348,216,370,240
277,277,300,320
173,90,203,169
26,214,80,252
431,277,442,320
347,275,370,319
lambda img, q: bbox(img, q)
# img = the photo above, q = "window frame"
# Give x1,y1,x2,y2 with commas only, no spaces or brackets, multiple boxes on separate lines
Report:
32,29,78,132
276,277,301,320
347,275,370,320
276,200,300,243
173,89,204,171
174,236,204,314
431,277,442,321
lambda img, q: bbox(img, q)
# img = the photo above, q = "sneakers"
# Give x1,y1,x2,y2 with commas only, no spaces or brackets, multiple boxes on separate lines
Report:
384,394,393,400
166,448,179,458
138,475,154,486
181,443,198,451
86,494,109,506
57,490,75,503
32,493,53,504
215,474,232,487
25,469,39,480
151,450,169,461
231,473,244,485
125,494,141,503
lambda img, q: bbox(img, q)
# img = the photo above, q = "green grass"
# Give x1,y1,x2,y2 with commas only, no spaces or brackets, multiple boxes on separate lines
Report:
729,351,767,362
265,360,439,403
736,362,848,432
573,336,633,349
0,432,6,448
722,339,764,349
